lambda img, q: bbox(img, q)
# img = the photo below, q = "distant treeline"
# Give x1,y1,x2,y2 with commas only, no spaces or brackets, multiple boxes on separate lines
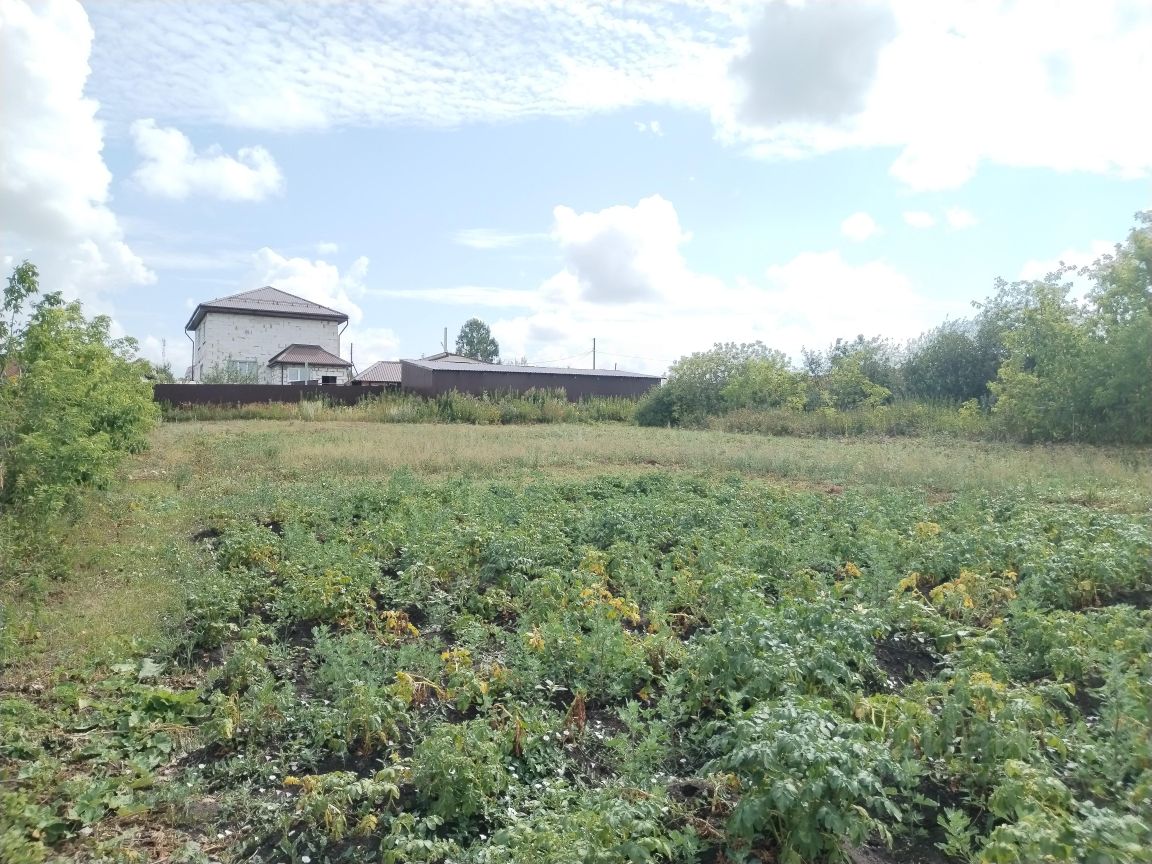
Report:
638,212,1151,445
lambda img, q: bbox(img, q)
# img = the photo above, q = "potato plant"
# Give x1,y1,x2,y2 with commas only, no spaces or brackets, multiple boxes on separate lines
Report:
2,469,1150,863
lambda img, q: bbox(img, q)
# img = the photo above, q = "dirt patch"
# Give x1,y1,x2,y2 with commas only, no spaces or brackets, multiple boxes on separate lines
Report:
847,836,957,864
1102,587,1152,610
874,633,939,689
191,526,221,544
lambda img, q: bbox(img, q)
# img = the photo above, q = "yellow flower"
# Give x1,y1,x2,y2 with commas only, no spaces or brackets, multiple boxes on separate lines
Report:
843,562,862,579
914,521,941,538
527,625,545,652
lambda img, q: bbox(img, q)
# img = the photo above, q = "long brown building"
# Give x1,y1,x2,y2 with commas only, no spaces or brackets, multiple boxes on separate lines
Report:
399,357,661,401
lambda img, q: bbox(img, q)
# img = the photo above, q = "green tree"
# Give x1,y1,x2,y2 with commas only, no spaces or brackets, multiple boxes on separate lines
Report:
978,213,1150,443
827,335,904,395
136,359,175,383
455,318,500,363
802,337,896,410
902,316,1005,405
822,354,891,410
721,352,806,411
0,262,158,513
1080,212,1151,442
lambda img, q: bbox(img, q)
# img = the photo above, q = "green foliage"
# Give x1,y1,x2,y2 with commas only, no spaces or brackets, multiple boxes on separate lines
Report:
200,361,259,384
637,341,803,426
721,352,806,411
904,317,1006,404
710,697,906,863
821,354,892,410
640,212,1149,445
161,387,637,425
991,213,1151,444
0,261,158,515
5,436,1151,861
455,317,501,362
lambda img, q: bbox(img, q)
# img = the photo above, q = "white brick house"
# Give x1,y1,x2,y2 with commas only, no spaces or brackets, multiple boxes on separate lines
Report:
185,287,353,384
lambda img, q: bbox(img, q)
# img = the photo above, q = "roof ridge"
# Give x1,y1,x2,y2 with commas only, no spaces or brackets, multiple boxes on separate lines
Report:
203,286,333,309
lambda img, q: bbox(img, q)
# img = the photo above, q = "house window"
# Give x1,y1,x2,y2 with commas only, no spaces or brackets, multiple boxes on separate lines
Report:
286,367,310,382
321,375,337,385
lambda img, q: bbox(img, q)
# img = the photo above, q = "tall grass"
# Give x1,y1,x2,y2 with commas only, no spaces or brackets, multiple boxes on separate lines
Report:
143,421,1152,507
712,402,996,439
160,388,636,425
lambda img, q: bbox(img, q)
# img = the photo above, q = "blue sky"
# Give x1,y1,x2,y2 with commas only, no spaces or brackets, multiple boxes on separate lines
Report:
2,1,1149,375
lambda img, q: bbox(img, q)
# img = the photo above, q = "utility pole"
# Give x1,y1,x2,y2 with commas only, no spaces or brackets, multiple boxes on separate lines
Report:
592,338,596,370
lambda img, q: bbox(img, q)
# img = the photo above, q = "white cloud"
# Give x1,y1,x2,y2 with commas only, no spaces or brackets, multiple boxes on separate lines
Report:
945,207,979,230
454,228,545,250
552,195,693,304
85,2,729,131
482,197,955,375
1019,240,1114,282
903,210,936,229
130,119,283,201
315,241,339,256
346,327,400,366
137,334,166,365
81,2,1152,189
730,0,897,125
1018,239,1114,302
716,0,1152,190
841,212,880,241
634,120,663,136
249,248,369,323
381,286,538,308
0,0,152,306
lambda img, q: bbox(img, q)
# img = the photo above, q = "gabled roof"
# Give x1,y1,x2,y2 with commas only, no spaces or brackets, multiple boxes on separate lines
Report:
353,360,402,383
267,344,352,367
185,287,349,331
401,358,660,379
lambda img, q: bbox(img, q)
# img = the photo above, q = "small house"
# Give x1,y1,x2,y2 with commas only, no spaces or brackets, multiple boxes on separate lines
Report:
184,287,351,384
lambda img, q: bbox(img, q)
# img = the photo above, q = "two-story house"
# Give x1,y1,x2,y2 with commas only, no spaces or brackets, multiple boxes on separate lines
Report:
185,287,352,384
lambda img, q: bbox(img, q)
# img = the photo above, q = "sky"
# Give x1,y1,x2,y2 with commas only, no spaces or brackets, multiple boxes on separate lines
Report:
2,0,1149,376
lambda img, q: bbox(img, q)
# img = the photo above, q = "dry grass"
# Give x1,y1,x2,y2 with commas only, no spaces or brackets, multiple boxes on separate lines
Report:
142,420,1152,502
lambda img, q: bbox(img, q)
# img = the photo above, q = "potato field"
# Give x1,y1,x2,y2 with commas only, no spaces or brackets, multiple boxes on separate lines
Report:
2,423,1150,864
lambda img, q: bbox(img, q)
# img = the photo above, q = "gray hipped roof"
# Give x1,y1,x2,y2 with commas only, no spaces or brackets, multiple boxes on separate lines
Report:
353,360,402,383
402,358,660,379
185,287,349,331
267,344,351,367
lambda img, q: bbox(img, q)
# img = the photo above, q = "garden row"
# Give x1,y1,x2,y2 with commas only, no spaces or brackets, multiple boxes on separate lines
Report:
3,472,1150,862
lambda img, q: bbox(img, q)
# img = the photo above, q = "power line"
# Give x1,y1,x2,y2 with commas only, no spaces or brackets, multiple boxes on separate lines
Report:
597,350,674,366
522,350,592,367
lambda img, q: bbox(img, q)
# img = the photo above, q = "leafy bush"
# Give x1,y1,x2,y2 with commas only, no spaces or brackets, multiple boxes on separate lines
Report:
0,263,158,515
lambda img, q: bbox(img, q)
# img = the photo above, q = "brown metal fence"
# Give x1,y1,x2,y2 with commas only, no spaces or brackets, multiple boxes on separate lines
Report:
153,383,389,406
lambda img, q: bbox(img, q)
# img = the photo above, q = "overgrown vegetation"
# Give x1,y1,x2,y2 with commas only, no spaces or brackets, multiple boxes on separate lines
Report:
161,388,637,425
2,422,1149,863
0,262,157,515
639,213,1151,445
0,262,158,619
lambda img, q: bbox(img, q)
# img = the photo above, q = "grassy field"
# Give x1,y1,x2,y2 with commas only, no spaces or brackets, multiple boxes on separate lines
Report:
3,422,1151,863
